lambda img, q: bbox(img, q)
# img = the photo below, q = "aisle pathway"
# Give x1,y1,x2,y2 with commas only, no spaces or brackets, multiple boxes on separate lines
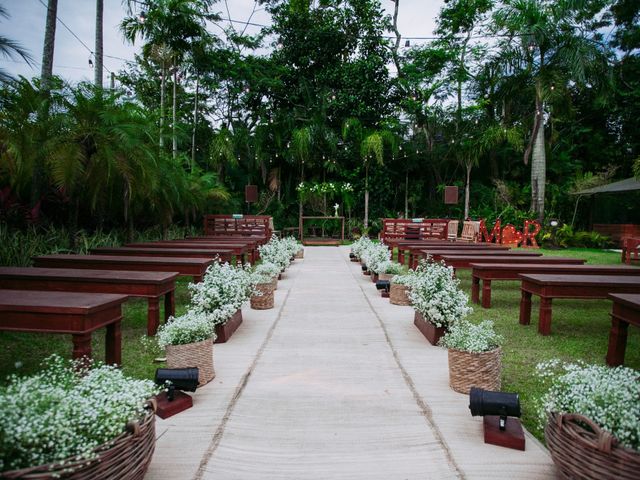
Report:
146,247,557,479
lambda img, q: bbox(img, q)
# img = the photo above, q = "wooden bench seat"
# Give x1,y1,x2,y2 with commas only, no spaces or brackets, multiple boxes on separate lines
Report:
0,267,178,335
518,274,640,335
91,246,233,263
127,241,253,264
469,263,639,308
0,290,127,365
606,293,640,366
440,255,584,271
412,248,530,268
389,239,506,265
33,254,214,283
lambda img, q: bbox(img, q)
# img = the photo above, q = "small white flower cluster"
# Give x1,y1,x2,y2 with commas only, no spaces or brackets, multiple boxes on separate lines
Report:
350,236,373,258
407,258,473,328
259,235,301,270
157,310,218,347
535,360,640,451
439,319,502,353
0,355,158,472
376,260,405,275
189,261,255,324
254,261,280,280
360,242,392,274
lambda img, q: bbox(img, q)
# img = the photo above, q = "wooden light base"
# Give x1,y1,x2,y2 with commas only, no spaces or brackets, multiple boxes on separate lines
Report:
155,391,193,419
381,291,390,298
483,416,525,451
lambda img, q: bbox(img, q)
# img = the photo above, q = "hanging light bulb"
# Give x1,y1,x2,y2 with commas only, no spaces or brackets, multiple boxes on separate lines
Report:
405,40,410,48
138,11,147,23
88,57,94,68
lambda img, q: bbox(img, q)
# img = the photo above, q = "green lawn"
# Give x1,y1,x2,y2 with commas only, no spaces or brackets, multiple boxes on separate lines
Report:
457,247,640,442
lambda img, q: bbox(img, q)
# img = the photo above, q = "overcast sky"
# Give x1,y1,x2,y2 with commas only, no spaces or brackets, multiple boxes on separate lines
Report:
1,0,445,84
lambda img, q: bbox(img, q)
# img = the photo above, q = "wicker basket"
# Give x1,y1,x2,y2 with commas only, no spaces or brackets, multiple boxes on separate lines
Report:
545,412,640,480
166,337,214,387
390,283,412,306
270,276,278,291
250,282,275,310
447,347,501,394
2,401,156,479
295,249,304,259
378,273,394,282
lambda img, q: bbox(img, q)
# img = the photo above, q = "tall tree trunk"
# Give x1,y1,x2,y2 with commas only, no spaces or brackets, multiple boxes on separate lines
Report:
159,62,166,148
404,169,409,219
191,75,200,171
364,164,369,230
172,68,178,159
33,0,58,208
464,161,472,219
530,87,546,222
298,162,305,238
94,0,103,87
391,0,402,75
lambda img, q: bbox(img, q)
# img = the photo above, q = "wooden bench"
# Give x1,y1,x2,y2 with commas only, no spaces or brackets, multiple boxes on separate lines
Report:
411,248,529,268
34,255,214,283
91,246,233,263
381,218,450,244
0,268,178,336
469,263,640,309
389,239,506,265
128,241,253,264
518,274,640,335
440,255,585,272
622,237,640,265
0,290,127,365
606,293,640,366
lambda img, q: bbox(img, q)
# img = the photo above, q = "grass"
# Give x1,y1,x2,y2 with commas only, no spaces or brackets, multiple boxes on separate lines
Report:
457,247,640,443
0,278,193,384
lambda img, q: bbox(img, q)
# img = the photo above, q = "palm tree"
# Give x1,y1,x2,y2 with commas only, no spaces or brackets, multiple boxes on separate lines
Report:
94,0,104,87
40,0,58,90
0,6,34,82
494,0,612,221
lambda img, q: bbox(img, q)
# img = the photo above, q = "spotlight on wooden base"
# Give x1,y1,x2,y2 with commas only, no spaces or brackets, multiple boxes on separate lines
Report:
469,387,525,451
154,367,199,419
376,280,390,297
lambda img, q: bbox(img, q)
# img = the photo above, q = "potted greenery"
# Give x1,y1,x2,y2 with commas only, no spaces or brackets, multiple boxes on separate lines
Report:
409,259,472,345
189,261,254,343
361,242,391,282
158,310,217,386
377,260,405,282
250,270,276,310
536,361,640,479
439,320,502,394
389,272,414,306
0,355,158,478
258,236,292,277
254,261,281,290
350,236,372,262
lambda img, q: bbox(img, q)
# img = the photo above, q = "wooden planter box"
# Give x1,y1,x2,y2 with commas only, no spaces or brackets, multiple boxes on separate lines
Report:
414,311,447,345
214,309,243,343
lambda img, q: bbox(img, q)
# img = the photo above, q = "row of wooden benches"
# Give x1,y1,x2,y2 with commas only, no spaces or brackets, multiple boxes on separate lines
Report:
0,235,267,366
385,239,640,366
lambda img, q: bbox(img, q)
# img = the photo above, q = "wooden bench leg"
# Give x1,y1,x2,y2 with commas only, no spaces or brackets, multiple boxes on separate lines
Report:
72,333,92,362
606,316,628,366
398,249,405,265
538,297,553,335
147,297,160,336
482,280,492,309
105,321,122,366
471,276,480,304
193,275,203,283
164,291,175,322
519,290,532,325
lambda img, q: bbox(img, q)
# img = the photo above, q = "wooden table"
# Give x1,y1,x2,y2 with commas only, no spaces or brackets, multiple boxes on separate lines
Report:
412,248,535,268
471,262,640,308
440,255,584,271
518,274,640,335
0,290,127,364
0,268,178,336
34,255,214,283
127,242,252,264
300,216,344,245
91,246,233,263
606,293,640,366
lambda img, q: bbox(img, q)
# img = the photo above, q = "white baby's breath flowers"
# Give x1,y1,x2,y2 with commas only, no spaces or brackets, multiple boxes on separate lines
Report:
360,242,392,274
535,361,640,451
0,355,158,472
254,261,281,279
259,235,295,270
157,310,218,347
439,320,502,352
408,258,472,328
350,236,372,258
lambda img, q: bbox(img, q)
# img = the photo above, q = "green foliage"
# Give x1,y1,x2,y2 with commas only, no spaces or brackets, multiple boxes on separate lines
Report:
554,224,613,248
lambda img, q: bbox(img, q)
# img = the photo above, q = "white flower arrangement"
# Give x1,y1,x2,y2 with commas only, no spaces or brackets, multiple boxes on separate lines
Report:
377,260,405,275
0,355,158,472
254,261,280,279
535,360,640,451
408,258,472,328
258,235,293,270
439,320,502,352
360,242,392,274
350,236,373,258
157,310,218,347
189,261,254,324
391,271,416,286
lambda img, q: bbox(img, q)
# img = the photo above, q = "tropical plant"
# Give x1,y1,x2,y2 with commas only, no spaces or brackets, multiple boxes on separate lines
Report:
0,5,33,82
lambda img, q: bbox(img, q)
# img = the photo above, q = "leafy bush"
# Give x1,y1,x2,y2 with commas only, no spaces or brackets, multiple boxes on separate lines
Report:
157,310,217,347
535,361,640,451
439,320,502,353
0,356,158,472
377,260,405,275
554,224,612,248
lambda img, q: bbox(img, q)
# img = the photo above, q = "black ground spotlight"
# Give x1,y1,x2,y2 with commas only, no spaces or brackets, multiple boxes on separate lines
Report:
349,252,355,259
376,280,391,297
361,264,370,275
154,367,199,419
469,387,525,451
